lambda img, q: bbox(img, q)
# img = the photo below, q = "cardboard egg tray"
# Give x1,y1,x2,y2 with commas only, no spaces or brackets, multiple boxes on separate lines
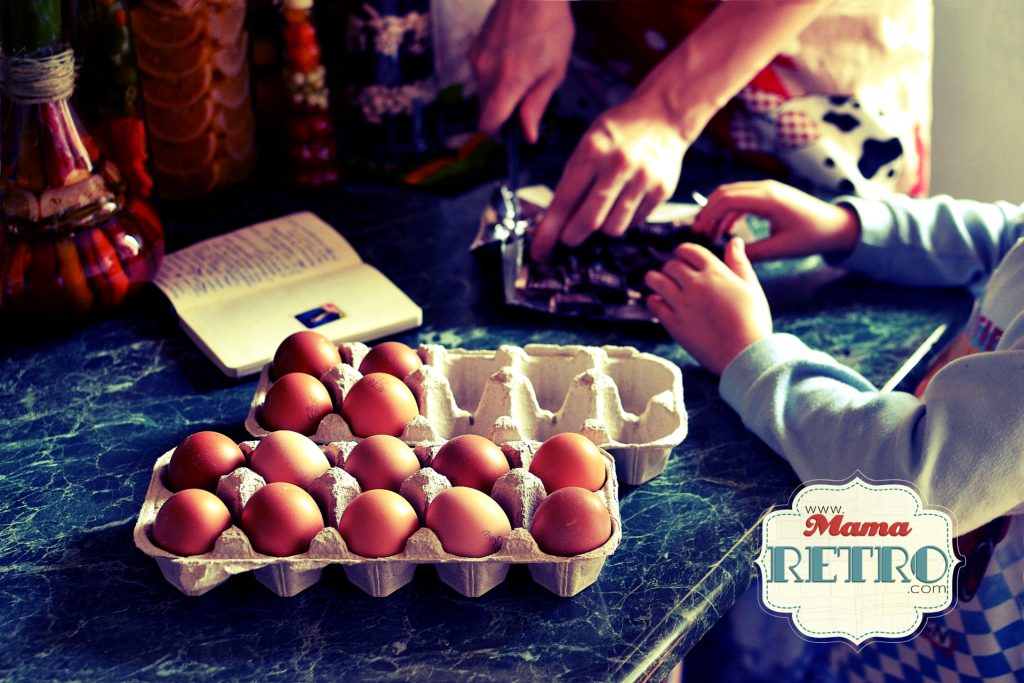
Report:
245,343,687,486
133,434,622,598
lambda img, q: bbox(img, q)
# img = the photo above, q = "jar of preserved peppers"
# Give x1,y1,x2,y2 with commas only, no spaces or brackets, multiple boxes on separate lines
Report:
0,0,165,326
280,0,340,188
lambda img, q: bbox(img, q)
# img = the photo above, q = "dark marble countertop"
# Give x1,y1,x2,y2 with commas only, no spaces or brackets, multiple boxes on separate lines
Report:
0,167,974,682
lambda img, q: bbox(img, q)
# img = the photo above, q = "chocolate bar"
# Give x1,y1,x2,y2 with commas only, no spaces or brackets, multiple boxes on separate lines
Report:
627,221,678,252
550,292,605,317
524,266,566,299
583,266,629,304
515,218,729,319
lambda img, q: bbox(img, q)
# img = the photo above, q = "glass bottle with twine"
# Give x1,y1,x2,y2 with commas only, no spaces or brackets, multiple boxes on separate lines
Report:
0,0,165,326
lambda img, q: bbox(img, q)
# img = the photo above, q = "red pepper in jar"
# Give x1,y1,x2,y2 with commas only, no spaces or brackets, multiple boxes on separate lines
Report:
76,229,121,310
25,240,73,322
283,22,317,48
289,114,334,142
54,236,95,319
126,197,165,266
1,109,17,181
14,108,47,192
102,223,149,297
285,43,321,74
0,236,11,313
278,0,340,188
98,117,153,198
89,228,130,309
40,102,83,188
1,242,31,317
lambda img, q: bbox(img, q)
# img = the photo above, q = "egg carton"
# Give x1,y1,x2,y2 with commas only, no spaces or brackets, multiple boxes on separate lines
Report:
245,343,686,485
133,431,621,598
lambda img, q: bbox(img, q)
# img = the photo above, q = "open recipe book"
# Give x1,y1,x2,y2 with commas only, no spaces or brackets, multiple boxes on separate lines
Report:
154,211,422,378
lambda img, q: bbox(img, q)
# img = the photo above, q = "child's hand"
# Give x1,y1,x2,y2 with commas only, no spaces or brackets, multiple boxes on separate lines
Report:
692,180,861,263
645,238,772,375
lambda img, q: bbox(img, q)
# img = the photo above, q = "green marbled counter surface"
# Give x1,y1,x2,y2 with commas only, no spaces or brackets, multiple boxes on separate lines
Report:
0,170,973,682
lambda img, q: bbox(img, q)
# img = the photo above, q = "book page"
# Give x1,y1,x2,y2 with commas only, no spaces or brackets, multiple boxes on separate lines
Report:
178,263,423,377
154,212,362,309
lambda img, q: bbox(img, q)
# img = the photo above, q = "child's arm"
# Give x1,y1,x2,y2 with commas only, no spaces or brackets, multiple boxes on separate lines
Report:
691,180,862,262
646,236,1024,533
693,180,1024,289
652,181,1024,533
719,327,1024,535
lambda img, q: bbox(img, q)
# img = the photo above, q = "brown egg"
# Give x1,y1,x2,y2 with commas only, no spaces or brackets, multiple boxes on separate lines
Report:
271,330,342,381
343,434,421,492
530,487,612,557
340,373,419,438
425,487,512,558
240,482,325,557
261,372,334,436
529,433,607,493
152,488,233,557
359,341,423,379
250,430,331,489
337,489,420,558
166,431,246,493
431,434,510,494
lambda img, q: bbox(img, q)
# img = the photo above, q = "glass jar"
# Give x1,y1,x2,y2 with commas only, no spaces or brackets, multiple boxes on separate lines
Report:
74,0,154,200
280,0,340,188
342,0,438,160
0,0,165,326
128,0,257,200
0,198,164,324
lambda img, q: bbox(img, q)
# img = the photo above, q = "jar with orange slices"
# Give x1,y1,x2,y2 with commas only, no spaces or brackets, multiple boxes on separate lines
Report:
0,0,165,326
130,0,257,200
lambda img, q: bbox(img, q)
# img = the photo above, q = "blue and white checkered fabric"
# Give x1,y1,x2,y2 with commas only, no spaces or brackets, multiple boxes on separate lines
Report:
832,516,1024,682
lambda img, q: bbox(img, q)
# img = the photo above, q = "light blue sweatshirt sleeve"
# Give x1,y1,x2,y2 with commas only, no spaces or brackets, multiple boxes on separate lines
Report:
720,332,1024,534
831,194,1024,289
718,195,1024,533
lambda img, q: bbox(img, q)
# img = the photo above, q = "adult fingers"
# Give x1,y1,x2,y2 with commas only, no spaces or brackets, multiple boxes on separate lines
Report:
518,69,562,144
530,167,594,260
529,213,563,262
632,181,670,229
556,146,634,247
530,144,608,259
600,173,649,240
478,81,525,139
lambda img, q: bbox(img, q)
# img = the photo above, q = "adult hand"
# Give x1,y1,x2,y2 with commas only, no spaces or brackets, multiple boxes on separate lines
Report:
529,97,687,261
645,238,772,375
691,180,862,262
469,0,574,144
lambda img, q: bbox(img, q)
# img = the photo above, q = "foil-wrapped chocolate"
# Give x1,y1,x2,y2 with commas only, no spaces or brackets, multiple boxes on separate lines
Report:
522,226,727,319
474,185,734,321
